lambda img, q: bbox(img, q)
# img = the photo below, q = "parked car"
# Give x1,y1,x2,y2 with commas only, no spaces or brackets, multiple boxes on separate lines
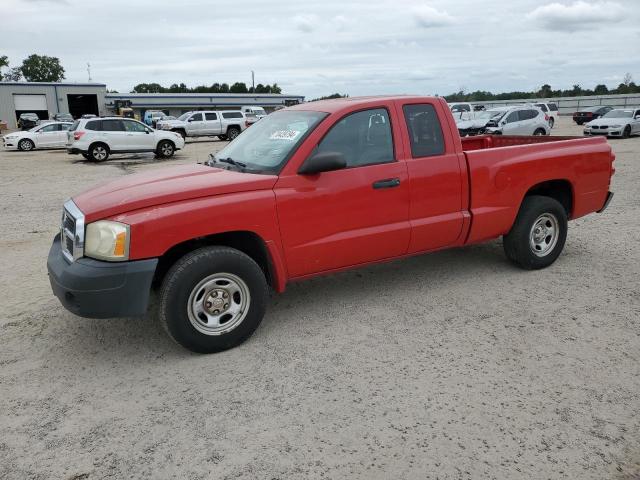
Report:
156,110,249,140
448,102,474,122
583,107,640,138
484,105,550,136
533,102,559,128
65,117,185,162
573,106,613,125
47,95,615,353
240,106,268,119
457,107,509,136
2,121,73,151
53,113,74,122
143,110,169,128
17,113,40,130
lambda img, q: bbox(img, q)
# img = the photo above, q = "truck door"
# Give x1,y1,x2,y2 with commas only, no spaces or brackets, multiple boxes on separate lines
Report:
203,112,222,135
397,101,465,253
187,112,205,136
274,106,411,277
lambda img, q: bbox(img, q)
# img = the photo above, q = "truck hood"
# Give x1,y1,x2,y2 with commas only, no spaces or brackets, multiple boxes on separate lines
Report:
586,117,631,126
73,164,278,222
157,119,186,127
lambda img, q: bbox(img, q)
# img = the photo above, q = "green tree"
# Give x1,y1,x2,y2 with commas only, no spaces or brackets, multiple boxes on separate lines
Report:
593,84,608,95
4,67,22,81
229,82,248,93
537,84,552,98
20,54,65,82
0,55,8,81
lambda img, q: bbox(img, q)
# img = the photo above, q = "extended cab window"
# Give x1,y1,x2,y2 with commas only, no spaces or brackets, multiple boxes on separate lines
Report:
205,113,218,121
403,104,445,157
316,108,394,168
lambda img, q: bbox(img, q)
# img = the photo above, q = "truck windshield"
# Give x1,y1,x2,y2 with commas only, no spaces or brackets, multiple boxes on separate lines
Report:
177,113,192,121
209,110,327,174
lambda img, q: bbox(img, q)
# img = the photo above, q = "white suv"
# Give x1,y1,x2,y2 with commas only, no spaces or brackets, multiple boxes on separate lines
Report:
533,102,559,128
483,105,550,136
66,117,185,162
156,110,249,141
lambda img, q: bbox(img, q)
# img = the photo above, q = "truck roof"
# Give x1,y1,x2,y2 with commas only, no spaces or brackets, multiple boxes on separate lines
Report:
289,95,442,113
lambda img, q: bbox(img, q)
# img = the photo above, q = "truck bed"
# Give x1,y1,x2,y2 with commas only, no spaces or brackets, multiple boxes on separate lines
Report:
460,135,613,245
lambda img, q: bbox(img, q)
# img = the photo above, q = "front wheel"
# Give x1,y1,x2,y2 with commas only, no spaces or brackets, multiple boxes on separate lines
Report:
622,126,631,139
503,195,568,270
227,127,240,141
18,139,35,151
156,140,175,158
159,246,268,353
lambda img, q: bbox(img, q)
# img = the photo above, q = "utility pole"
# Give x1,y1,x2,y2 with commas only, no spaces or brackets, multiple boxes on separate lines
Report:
87,63,92,82
251,70,255,92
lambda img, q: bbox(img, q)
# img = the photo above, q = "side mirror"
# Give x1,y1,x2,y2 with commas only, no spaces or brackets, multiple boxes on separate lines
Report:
298,151,347,175
188,117,196,122
635,115,640,120
145,128,152,134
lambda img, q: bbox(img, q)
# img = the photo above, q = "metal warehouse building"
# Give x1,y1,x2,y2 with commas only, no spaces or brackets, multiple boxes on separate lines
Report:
0,82,305,129
0,82,107,129
104,92,305,118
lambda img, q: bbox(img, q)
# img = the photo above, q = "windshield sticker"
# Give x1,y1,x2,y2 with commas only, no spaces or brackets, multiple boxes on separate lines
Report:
270,130,301,141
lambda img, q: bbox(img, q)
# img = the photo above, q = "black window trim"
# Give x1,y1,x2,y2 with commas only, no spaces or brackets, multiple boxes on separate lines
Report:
402,102,447,159
309,105,398,171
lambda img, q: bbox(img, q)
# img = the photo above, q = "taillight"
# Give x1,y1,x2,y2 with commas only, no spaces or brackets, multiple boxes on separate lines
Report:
245,121,251,127
545,114,549,121
586,112,593,117
73,131,85,140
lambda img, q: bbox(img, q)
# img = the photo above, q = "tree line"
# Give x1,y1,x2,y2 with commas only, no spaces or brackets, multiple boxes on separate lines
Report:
445,74,639,102
130,82,282,94
0,54,65,82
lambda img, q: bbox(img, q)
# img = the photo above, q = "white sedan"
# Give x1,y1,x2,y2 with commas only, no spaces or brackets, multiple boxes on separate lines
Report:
2,121,73,151
584,108,640,138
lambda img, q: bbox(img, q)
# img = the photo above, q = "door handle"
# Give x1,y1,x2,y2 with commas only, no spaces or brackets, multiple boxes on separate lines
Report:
372,178,401,189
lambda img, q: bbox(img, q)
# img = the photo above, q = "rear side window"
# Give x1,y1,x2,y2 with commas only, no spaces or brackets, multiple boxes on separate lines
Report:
102,119,125,131
519,110,538,121
549,103,558,111
403,104,445,157
69,120,80,131
316,108,394,168
222,112,243,119
535,104,548,112
205,113,218,121
85,120,102,131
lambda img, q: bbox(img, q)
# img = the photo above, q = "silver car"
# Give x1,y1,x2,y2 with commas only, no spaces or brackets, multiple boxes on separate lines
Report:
584,108,640,138
483,105,550,136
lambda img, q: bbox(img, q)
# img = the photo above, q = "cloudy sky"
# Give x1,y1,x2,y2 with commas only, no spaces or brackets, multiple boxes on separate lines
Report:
3,0,639,98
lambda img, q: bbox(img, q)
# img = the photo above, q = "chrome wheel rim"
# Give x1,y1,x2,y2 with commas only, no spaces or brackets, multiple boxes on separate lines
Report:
529,213,559,257
187,273,250,335
93,146,107,160
161,143,173,156
20,140,33,150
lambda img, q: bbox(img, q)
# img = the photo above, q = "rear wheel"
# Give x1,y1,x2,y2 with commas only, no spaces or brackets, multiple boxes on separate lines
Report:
503,195,567,270
18,139,35,151
88,143,109,162
533,128,546,136
159,246,269,353
227,127,240,141
156,140,175,158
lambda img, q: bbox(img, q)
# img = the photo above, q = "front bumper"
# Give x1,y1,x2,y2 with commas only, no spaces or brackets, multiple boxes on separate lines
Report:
47,234,158,319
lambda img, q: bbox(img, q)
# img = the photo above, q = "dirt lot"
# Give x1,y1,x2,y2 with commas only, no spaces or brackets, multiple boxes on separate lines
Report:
1,118,638,479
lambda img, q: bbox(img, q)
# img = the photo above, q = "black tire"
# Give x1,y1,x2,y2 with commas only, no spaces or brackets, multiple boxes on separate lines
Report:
173,129,186,139
533,128,546,136
156,140,175,158
88,143,109,162
17,138,35,151
227,127,240,141
622,126,631,139
218,135,228,141
159,246,268,353
548,117,555,128
503,195,568,270
576,121,583,125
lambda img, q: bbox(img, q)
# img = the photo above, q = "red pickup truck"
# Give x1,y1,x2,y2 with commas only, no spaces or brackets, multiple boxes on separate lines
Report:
48,96,614,353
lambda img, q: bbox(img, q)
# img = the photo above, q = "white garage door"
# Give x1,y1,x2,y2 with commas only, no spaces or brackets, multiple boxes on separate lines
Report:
14,94,47,111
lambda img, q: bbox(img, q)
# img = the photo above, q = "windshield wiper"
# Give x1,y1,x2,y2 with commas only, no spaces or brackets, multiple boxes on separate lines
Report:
217,157,247,169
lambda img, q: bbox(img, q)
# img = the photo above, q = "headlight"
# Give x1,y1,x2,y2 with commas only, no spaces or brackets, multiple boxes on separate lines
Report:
84,220,130,261
610,124,622,128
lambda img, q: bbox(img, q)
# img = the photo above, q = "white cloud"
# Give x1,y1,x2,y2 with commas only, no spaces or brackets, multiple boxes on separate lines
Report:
413,5,454,28
528,1,625,31
293,14,318,33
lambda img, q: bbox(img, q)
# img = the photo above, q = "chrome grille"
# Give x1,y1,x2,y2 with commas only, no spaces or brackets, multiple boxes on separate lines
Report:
61,200,85,262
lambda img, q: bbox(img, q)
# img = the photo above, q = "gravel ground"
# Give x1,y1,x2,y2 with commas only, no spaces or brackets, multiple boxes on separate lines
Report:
0,118,638,479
